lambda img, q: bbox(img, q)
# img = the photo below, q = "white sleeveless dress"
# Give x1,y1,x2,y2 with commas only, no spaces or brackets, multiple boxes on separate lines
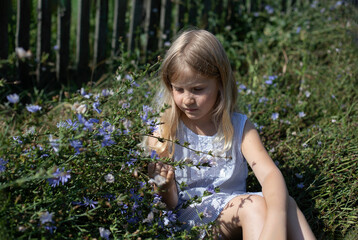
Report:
174,113,262,229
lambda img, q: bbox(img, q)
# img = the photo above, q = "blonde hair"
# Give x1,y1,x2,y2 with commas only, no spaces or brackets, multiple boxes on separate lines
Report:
148,29,237,157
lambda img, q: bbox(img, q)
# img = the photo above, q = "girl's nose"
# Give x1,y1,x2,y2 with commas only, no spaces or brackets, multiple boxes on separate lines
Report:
183,93,195,105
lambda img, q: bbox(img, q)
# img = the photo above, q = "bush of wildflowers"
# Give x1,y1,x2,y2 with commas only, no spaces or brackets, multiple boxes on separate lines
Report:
0,66,215,239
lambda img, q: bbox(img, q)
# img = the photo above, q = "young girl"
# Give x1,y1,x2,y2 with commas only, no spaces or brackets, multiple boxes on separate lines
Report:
144,29,316,239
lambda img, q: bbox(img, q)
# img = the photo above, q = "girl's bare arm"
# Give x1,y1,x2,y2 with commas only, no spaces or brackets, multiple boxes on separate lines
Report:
242,120,289,240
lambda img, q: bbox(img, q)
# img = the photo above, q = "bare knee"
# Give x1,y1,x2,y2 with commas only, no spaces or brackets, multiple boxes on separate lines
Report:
214,195,266,239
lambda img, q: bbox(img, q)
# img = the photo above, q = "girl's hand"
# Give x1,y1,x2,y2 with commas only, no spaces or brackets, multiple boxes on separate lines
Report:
148,162,175,189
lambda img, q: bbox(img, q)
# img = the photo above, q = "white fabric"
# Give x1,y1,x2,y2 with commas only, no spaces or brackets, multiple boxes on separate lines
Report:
174,113,261,230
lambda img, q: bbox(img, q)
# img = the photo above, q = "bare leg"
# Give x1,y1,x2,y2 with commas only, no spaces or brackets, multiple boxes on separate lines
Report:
212,195,266,240
287,197,316,240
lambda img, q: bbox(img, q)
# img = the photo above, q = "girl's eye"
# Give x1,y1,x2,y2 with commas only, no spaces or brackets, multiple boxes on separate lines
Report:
194,88,203,91
173,87,183,92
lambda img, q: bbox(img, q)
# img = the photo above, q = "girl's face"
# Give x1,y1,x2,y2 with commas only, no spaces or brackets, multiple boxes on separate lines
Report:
171,67,219,127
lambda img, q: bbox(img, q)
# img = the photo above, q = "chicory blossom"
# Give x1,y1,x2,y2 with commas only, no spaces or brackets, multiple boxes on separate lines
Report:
93,101,102,114
70,139,83,154
7,93,19,104
271,113,279,120
298,112,306,118
47,167,71,187
40,211,53,224
265,5,274,14
80,88,92,99
83,197,98,209
296,27,301,34
0,158,8,172
99,227,111,240
206,184,215,194
49,135,60,152
26,104,42,113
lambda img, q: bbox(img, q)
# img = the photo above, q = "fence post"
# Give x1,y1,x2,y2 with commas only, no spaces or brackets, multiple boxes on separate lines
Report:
111,0,128,58
16,0,31,88
76,0,90,86
0,0,11,60
147,0,161,58
93,0,109,82
57,0,71,85
36,0,52,88
128,0,145,53
159,0,172,49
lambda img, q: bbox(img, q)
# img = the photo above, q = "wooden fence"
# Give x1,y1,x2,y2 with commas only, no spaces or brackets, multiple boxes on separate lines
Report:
0,0,355,90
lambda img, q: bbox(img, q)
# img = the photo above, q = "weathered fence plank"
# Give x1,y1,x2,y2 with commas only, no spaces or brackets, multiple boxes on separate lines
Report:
147,0,161,57
76,0,90,85
57,0,71,85
36,0,52,87
159,0,172,49
128,0,145,53
93,0,109,82
16,0,31,88
111,0,128,57
0,0,11,60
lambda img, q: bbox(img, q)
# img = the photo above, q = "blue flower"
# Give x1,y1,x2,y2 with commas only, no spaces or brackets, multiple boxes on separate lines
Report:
26,104,42,113
265,5,274,14
93,101,102,114
77,114,93,131
12,136,23,144
206,184,215,194
49,135,60,152
271,112,279,120
7,93,19,104
298,111,306,118
40,211,53,224
70,139,83,155
101,89,112,97
99,227,111,240
150,150,159,160
80,88,92,99
47,167,71,187
0,158,8,172
83,197,98,209
296,26,301,34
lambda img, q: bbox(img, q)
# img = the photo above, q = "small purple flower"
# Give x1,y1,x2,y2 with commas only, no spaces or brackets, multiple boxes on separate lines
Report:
80,88,92,98
26,104,42,113
83,197,98,209
40,211,53,224
259,97,269,103
0,158,8,172
265,5,274,14
271,112,279,120
295,173,303,179
47,167,71,187
150,150,159,160
99,227,111,240
70,139,83,155
13,136,23,144
206,184,215,194
296,27,301,34
298,112,306,118
122,102,130,109
102,89,112,97
49,135,60,152
53,45,59,50
7,93,19,104
93,101,102,114
297,183,305,189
